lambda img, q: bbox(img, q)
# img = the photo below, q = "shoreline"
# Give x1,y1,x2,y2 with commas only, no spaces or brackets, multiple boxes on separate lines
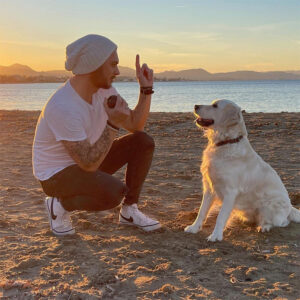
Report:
1,79,300,84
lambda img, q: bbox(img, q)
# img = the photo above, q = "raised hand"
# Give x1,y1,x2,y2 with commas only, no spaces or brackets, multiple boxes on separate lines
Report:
135,54,154,88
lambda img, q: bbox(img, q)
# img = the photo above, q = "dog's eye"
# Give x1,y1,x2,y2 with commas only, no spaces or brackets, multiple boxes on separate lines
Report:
212,103,218,108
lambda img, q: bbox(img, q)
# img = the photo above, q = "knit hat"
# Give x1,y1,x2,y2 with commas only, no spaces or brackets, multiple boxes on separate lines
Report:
65,34,117,75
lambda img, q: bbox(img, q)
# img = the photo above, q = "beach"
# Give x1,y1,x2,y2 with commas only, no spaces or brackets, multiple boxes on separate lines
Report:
0,110,299,299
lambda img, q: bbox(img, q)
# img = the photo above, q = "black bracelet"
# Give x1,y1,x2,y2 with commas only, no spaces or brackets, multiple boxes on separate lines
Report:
107,120,119,131
140,86,154,95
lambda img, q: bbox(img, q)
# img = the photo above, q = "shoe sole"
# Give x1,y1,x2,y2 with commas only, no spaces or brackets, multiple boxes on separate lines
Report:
119,217,161,232
44,198,75,236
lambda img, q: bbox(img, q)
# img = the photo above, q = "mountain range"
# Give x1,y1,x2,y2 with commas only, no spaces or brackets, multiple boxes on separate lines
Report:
1,63,300,82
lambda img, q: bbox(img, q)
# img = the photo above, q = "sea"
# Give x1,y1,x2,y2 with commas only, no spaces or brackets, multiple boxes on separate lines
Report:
0,80,299,112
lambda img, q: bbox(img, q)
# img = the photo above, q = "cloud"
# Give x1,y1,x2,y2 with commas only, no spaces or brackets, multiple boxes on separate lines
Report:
0,40,62,50
243,62,275,71
246,24,278,32
132,45,208,58
177,32,219,41
168,52,206,57
210,21,292,33
135,31,219,44
139,47,166,56
151,63,192,72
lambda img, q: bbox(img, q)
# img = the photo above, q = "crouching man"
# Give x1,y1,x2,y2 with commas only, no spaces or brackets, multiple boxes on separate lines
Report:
32,34,160,236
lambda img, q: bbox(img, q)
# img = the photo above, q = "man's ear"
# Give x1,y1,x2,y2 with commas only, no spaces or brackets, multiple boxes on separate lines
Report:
222,105,241,127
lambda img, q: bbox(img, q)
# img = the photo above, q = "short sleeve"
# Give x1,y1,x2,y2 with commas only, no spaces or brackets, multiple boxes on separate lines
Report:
94,86,118,102
94,86,130,111
45,106,87,142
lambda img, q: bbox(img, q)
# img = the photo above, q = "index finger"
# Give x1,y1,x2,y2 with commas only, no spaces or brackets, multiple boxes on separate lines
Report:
135,54,141,77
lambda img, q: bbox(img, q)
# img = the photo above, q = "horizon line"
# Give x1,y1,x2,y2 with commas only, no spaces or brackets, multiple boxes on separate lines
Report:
1,63,300,74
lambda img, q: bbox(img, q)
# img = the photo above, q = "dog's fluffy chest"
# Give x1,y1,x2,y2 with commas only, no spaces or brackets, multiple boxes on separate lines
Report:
201,142,259,195
201,143,252,179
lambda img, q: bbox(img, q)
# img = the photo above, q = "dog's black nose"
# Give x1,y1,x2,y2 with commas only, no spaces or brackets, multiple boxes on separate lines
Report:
194,105,201,110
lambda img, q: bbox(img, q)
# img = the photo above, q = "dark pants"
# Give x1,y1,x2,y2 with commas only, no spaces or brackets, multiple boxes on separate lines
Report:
40,131,155,212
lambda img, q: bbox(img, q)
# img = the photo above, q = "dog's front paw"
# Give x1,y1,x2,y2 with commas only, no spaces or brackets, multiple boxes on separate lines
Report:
207,231,223,242
184,225,200,234
258,224,272,233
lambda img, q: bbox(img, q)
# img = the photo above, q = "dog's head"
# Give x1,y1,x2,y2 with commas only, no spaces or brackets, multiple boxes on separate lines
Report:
194,99,247,141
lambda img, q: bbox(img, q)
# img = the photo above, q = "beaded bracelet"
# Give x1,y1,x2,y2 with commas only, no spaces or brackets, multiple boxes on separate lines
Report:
140,86,154,95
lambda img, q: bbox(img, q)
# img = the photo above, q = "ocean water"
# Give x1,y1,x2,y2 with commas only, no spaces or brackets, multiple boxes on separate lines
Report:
0,80,299,112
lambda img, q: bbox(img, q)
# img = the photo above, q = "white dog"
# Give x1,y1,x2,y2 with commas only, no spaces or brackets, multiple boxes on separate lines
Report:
185,99,300,242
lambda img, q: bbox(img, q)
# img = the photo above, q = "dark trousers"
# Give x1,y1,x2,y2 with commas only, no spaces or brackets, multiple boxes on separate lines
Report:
40,131,155,212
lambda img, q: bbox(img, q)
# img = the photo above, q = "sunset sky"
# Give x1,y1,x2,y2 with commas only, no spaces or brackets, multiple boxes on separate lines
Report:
0,0,299,73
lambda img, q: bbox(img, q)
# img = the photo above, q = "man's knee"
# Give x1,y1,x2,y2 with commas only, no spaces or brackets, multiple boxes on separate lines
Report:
97,182,127,210
132,131,155,152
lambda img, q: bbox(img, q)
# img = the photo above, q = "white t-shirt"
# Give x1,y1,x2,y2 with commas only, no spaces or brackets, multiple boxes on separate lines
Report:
32,80,118,181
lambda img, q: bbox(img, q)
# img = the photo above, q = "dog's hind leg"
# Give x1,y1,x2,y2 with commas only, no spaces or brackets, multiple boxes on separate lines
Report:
207,192,237,242
258,200,290,232
185,191,214,234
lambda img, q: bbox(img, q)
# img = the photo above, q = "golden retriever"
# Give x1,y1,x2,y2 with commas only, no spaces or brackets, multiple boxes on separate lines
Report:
185,99,300,241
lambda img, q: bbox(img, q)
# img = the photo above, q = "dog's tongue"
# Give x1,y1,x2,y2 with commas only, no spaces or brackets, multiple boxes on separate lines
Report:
196,118,214,127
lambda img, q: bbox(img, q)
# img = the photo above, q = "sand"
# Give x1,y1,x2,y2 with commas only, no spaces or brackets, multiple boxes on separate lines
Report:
0,110,299,299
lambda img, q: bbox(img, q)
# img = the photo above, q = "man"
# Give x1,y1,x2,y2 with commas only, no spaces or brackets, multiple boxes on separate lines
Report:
32,34,161,236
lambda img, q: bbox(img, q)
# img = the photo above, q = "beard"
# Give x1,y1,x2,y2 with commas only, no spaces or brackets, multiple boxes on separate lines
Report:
89,74,109,89
89,69,114,89
99,80,111,89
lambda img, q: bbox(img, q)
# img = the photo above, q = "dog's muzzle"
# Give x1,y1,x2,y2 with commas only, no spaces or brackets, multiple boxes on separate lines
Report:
196,118,214,127
194,105,214,127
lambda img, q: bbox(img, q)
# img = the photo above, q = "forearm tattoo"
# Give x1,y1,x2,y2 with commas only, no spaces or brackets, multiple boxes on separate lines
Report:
62,126,116,168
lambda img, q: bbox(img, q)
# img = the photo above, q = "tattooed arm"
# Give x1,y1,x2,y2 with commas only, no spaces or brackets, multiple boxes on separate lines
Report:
62,125,117,172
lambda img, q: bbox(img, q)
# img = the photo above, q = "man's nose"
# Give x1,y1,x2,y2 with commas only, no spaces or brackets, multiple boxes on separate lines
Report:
194,105,202,110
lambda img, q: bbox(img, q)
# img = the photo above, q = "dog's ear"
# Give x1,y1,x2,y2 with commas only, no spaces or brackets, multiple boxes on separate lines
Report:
222,105,241,127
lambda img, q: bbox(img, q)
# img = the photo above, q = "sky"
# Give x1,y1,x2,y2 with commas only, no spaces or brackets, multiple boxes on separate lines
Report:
0,0,300,73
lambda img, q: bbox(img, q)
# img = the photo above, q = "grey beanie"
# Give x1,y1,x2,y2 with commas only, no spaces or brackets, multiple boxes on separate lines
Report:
65,34,117,75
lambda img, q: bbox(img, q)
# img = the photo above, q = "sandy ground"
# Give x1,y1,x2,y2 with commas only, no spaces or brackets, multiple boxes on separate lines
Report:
0,110,299,299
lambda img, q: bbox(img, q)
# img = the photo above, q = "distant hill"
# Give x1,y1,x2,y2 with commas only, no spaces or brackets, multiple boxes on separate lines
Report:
212,70,300,81
0,64,135,82
155,69,300,81
0,64,39,77
39,69,71,78
156,68,213,81
0,63,300,83
118,66,136,77
0,64,134,78
287,70,300,75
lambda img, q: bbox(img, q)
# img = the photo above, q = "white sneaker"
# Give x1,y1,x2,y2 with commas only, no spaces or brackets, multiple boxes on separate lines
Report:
44,197,75,236
119,204,161,232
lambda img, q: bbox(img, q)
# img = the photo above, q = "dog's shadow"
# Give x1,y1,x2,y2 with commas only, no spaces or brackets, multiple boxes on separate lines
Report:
185,202,298,243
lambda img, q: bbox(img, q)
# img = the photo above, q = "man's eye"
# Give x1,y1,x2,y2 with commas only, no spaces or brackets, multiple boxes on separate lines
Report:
212,104,218,108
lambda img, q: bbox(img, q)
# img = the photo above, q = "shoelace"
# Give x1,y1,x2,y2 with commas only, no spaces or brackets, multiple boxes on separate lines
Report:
131,205,154,223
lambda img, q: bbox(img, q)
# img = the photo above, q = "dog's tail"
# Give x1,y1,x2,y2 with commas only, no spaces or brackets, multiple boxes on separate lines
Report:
288,207,300,223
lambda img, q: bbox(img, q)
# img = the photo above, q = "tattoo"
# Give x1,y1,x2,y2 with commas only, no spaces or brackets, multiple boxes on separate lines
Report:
62,125,116,169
